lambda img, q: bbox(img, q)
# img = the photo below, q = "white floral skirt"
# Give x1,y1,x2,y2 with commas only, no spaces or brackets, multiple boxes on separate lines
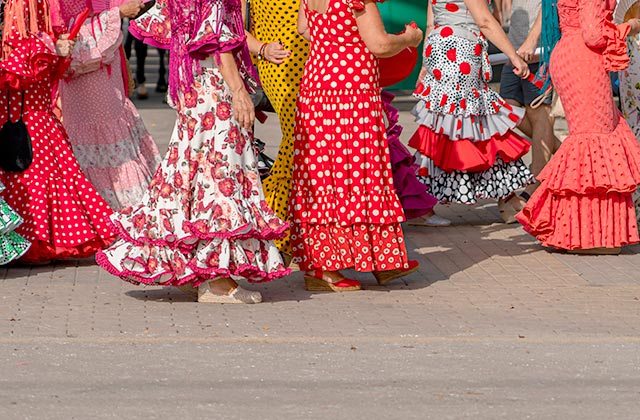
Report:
96,66,290,286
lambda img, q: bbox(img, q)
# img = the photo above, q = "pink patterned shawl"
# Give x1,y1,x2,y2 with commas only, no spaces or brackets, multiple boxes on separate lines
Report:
168,0,256,103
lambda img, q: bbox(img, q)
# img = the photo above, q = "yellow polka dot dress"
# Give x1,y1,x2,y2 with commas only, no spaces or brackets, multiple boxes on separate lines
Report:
251,0,309,255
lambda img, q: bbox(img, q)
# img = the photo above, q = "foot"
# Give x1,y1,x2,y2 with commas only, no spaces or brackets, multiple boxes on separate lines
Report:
408,214,451,227
176,284,198,298
498,194,526,224
156,80,168,93
137,84,149,100
197,278,262,304
373,260,420,286
304,270,361,292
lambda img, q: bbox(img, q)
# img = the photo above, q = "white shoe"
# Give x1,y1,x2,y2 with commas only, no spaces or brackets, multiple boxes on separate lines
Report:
408,214,452,227
197,282,262,304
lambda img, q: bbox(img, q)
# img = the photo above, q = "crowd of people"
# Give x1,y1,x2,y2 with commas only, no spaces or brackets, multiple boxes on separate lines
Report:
0,0,639,304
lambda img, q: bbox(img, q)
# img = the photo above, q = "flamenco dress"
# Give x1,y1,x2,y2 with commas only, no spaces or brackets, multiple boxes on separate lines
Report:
0,181,30,264
290,0,410,272
517,0,640,250
409,0,533,204
96,0,290,286
0,26,115,262
59,2,161,210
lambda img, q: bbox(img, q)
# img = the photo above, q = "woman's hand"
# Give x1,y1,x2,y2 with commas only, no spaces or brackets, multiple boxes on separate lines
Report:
232,87,255,131
262,42,291,64
404,24,424,48
516,37,538,62
55,35,75,57
120,0,144,19
510,55,530,79
628,18,640,37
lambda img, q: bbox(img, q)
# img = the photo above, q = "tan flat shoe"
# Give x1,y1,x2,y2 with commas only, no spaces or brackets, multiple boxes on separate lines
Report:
197,282,262,304
373,260,420,286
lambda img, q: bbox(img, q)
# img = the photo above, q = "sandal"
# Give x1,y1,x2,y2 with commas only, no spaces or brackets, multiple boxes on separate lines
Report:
304,270,361,292
197,281,262,304
373,260,420,286
498,193,525,224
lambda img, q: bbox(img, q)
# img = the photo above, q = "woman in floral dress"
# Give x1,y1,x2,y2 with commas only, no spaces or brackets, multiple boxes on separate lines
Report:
291,0,423,292
96,0,290,303
0,0,115,264
409,0,533,222
59,0,161,210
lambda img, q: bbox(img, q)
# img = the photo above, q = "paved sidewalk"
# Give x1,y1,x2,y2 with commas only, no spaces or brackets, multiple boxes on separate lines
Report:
1,97,639,419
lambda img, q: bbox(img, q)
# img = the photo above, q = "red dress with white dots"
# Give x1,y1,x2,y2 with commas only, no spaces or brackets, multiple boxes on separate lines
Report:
0,30,115,262
290,0,410,272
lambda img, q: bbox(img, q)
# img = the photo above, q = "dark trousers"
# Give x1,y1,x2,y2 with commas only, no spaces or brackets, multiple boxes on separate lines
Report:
124,30,167,85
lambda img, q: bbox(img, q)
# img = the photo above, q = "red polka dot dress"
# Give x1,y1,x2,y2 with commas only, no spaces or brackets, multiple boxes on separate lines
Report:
0,1,115,263
409,0,533,204
290,0,410,273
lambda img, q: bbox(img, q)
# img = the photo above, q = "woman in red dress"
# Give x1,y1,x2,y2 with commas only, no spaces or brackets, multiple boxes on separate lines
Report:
0,0,115,263
291,0,422,291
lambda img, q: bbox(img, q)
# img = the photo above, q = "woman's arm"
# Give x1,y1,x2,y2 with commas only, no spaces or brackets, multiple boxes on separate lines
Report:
355,1,423,58
417,1,433,87
464,0,528,77
297,1,311,41
218,52,255,130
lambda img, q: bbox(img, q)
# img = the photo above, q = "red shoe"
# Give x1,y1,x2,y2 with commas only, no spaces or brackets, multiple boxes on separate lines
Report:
373,260,420,285
304,270,361,292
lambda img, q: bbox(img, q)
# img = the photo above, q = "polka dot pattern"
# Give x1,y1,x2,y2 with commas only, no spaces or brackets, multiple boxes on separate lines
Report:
251,0,310,255
0,44,115,262
290,0,409,272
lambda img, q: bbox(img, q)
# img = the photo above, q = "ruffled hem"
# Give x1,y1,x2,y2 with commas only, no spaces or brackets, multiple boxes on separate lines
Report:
409,125,531,172
411,98,524,141
187,33,246,61
20,237,113,263
0,231,30,265
291,222,408,272
290,190,406,225
536,115,640,194
383,91,436,218
0,198,23,235
109,215,290,252
516,189,640,250
603,20,631,72
96,237,291,286
416,155,534,204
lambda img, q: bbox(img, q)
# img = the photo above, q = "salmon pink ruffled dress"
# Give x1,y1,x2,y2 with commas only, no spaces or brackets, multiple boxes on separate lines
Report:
516,0,640,250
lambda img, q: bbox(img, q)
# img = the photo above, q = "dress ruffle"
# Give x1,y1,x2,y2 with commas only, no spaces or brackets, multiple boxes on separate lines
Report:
535,116,640,194
0,35,60,90
411,99,524,141
68,8,122,76
63,96,161,210
603,19,631,72
382,91,436,218
416,155,533,204
517,116,640,249
409,124,531,172
128,0,171,49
